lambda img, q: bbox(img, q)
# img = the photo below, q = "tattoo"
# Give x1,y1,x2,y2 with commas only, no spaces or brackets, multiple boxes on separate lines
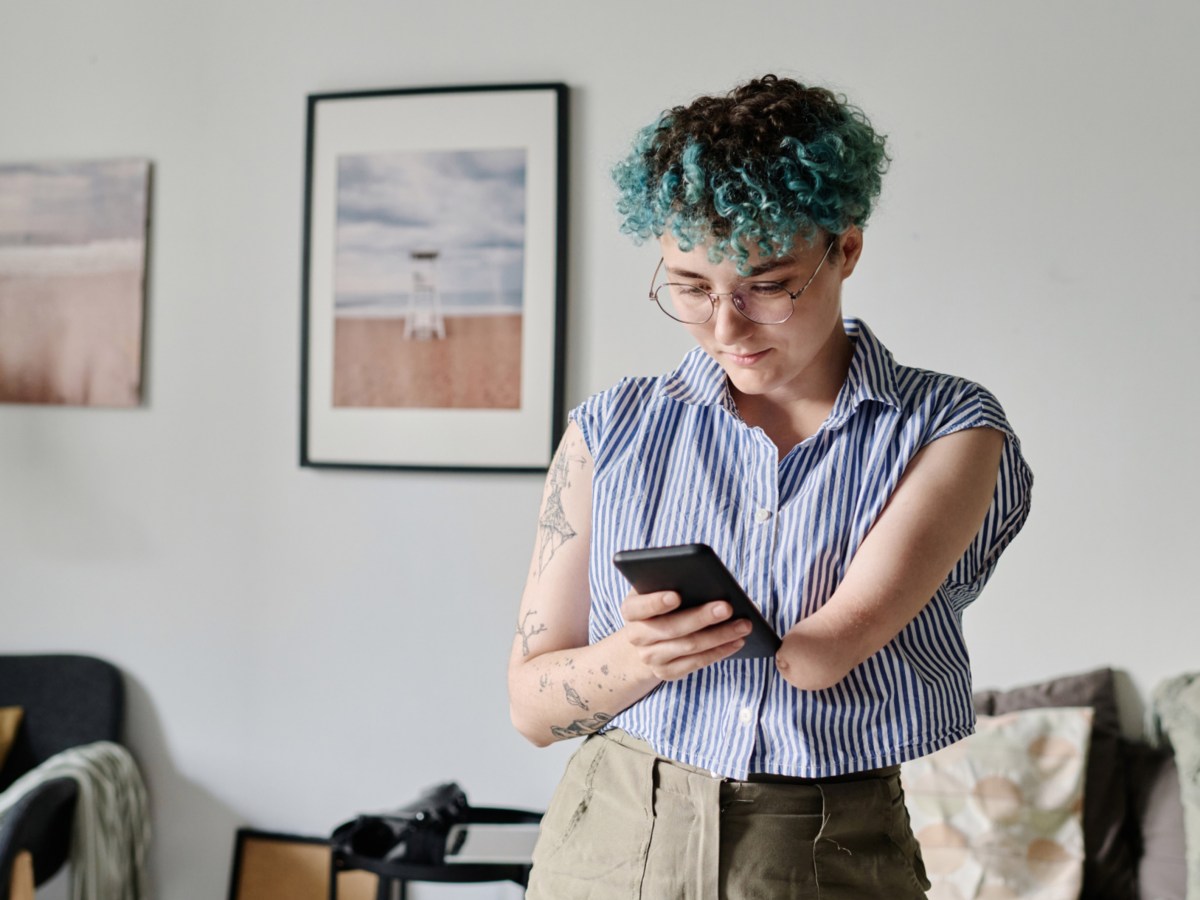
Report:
600,665,609,675
563,681,588,711
539,674,550,692
550,712,613,739
516,611,549,656
535,441,583,576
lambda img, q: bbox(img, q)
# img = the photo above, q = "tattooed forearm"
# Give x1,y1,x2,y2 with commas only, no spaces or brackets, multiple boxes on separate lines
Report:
535,440,585,577
516,611,549,656
550,712,613,739
563,681,588,710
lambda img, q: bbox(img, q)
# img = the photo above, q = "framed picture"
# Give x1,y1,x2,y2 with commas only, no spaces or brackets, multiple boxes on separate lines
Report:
0,157,151,407
300,82,568,472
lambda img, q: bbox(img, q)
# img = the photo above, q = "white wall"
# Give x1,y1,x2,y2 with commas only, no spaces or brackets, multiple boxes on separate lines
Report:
2,1,1198,897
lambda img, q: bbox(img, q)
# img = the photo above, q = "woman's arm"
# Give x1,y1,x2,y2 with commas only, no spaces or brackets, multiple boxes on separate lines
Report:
508,422,752,746
775,426,1006,691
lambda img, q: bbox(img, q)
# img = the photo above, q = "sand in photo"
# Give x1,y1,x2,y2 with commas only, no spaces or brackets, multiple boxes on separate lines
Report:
333,313,521,409
0,267,143,406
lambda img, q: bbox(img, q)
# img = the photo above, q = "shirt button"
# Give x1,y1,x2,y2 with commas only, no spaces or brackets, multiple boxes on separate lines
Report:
754,508,772,523
739,708,753,726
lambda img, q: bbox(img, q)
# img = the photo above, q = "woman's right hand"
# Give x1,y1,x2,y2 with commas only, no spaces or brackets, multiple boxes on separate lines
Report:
620,590,752,681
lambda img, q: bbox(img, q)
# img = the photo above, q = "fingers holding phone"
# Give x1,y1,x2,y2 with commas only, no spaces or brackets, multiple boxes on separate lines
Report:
619,590,752,680
613,544,782,667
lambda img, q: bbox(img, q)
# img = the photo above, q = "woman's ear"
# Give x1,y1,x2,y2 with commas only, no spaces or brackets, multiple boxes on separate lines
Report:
837,226,864,279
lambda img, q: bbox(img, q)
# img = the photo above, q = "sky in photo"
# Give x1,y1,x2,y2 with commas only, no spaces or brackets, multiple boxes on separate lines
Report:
334,147,527,312
0,160,149,247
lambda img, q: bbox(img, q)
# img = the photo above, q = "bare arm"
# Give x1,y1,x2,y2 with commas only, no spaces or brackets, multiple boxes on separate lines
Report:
775,426,1006,691
508,422,751,746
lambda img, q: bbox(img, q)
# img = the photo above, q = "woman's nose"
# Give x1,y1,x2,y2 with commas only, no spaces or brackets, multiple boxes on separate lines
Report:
711,294,754,343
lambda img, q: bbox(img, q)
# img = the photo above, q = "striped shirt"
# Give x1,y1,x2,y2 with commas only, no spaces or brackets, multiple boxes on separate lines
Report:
570,318,1033,780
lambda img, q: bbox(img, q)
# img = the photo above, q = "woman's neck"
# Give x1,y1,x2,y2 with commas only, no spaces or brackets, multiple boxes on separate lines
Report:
731,330,855,456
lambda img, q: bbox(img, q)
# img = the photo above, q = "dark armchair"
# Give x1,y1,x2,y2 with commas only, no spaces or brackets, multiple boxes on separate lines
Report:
0,655,124,899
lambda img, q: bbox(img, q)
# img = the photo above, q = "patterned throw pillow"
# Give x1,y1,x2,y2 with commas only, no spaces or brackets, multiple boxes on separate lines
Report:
975,666,1134,899
901,707,1093,900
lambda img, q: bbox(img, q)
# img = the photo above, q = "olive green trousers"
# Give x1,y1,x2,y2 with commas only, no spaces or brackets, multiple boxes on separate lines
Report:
526,729,929,899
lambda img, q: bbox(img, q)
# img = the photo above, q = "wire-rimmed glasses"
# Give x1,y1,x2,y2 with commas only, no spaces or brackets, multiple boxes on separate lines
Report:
648,239,836,325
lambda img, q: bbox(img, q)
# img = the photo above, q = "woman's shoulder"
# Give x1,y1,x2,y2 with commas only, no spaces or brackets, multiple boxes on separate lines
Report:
571,348,715,420
571,372,664,420
847,318,1000,412
568,349,717,459
567,371,668,460
893,361,995,407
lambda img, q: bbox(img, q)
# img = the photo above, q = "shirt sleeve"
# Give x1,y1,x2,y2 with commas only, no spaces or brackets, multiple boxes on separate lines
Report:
567,377,652,469
926,382,1034,611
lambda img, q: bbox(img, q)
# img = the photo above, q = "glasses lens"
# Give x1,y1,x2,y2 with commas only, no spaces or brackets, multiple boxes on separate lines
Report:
735,284,794,324
655,284,713,324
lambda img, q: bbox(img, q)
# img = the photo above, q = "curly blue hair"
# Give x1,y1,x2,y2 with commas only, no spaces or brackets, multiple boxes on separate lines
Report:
612,75,889,271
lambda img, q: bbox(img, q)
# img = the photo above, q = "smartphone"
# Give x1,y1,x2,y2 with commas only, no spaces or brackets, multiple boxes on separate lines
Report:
612,543,781,659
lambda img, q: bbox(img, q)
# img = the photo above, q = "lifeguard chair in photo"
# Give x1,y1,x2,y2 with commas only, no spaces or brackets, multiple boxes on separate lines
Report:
404,250,446,340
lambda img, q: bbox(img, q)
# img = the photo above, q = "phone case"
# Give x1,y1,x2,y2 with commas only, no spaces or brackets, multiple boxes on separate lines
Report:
612,543,781,659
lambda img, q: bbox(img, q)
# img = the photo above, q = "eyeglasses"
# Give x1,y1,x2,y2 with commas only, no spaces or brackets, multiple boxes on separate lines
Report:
648,239,836,325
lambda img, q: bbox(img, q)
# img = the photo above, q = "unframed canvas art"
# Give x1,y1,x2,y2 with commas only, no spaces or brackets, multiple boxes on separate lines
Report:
0,158,150,407
331,147,526,410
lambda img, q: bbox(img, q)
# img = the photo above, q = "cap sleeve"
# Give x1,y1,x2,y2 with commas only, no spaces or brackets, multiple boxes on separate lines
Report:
567,377,653,469
928,383,1034,610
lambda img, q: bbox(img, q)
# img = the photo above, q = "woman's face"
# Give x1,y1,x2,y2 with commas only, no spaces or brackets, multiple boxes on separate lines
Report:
657,227,862,405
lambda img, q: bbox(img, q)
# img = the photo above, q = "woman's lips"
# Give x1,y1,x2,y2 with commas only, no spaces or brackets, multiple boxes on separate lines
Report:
725,349,769,366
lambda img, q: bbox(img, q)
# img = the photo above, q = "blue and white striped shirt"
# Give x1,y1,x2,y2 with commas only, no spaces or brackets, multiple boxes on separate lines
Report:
570,318,1033,779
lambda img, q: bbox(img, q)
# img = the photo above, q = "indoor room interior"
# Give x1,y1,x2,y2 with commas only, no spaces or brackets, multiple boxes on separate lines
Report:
2,1,1198,898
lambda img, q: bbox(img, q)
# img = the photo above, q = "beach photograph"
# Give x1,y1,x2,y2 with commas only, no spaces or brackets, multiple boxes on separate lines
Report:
0,158,150,407
331,147,526,409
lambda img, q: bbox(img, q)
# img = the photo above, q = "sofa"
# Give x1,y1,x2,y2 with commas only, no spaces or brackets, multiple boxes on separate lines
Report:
904,666,1187,900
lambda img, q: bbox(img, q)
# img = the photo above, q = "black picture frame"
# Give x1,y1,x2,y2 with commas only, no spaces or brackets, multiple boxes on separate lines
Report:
300,82,568,472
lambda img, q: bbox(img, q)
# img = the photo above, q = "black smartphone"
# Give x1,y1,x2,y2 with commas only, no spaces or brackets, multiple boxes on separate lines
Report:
612,543,781,659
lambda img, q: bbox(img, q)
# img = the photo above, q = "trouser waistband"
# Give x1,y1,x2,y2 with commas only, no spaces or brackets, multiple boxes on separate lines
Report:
599,728,900,785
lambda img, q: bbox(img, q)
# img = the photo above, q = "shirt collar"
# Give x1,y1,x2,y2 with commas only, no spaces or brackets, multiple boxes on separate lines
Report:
661,317,902,424
826,317,902,428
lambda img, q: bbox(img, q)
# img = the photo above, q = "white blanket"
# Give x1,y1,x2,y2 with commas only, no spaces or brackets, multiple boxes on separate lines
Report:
1149,672,1200,900
0,741,149,900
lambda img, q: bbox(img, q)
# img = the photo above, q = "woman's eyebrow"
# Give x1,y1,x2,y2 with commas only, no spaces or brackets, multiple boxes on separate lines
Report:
665,266,709,280
744,257,797,277
667,258,797,280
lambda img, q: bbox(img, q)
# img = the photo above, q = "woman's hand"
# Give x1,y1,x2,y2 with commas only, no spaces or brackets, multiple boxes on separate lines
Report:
620,590,752,681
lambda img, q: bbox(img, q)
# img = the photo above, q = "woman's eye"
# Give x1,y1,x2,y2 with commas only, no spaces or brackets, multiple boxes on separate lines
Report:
748,282,787,297
673,285,708,297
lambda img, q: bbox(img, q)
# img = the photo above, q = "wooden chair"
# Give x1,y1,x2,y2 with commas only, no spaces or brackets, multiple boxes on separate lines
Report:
0,655,124,899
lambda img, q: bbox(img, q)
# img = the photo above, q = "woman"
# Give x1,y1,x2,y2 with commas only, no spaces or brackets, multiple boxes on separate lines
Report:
509,74,1032,898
